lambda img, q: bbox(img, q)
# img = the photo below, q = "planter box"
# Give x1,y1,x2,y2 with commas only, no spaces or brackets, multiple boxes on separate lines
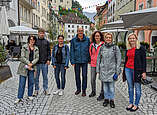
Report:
0,65,12,83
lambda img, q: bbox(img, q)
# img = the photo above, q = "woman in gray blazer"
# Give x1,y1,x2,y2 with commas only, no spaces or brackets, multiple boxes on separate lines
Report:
15,36,39,104
96,33,121,108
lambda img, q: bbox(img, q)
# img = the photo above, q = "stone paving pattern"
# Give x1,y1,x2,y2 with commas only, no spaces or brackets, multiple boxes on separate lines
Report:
0,61,156,115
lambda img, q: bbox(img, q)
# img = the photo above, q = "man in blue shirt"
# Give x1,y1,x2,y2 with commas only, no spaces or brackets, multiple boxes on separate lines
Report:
70,27,90,97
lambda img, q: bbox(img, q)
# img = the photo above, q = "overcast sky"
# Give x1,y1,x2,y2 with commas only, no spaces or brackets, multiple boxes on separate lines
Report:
75,0,107,13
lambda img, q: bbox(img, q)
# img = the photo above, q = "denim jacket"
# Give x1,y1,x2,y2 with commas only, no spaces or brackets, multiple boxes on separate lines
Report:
51,44,70,67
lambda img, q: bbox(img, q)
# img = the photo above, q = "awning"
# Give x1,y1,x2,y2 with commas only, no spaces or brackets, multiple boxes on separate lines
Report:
0,6,10,36
101,29,128,33
120,7,157,28
101,20,124,29
9,26,38,35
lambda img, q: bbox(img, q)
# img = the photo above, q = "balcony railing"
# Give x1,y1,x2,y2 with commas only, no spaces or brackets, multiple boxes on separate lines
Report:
21,0,36,9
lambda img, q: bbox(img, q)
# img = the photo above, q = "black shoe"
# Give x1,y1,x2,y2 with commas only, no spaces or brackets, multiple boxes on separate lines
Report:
89,92,96,97
82,90,86,97
110,100,115,108
75,90,81,95
103,99,109,107
44,90,50,95
130,106,139,112
97,93,104,101
126,105,134,111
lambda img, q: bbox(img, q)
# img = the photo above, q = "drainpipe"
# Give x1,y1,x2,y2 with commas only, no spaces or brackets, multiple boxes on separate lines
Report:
17,0,20,25
134,0,136,11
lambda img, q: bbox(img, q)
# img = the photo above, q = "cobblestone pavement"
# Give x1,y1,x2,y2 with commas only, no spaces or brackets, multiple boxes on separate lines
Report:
0,61,156,115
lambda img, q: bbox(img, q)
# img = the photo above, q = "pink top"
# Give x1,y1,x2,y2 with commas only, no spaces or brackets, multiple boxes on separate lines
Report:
89,42,104,67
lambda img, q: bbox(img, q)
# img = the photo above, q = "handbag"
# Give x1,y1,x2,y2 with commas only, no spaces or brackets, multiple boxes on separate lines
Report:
137,74,151,85
113,46,118,81
122,69,126,82
0,65,12,83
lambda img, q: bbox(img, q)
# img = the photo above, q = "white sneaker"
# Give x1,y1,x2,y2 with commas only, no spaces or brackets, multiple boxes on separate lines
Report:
33,90,38,97
59,89,64,96
53,89,60,95
28,96,34,101
14,98,22,104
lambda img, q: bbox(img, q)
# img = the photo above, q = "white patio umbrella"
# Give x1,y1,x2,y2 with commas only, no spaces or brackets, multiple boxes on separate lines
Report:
0,6,10,36
9,26,38,35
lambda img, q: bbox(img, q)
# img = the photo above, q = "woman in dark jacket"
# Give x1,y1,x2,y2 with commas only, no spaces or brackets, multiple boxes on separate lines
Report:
51,35,70,96
123,33,146,112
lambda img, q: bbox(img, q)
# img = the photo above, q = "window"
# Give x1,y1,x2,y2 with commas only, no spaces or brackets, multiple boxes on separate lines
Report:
68,25,70,28
68,35,70,38
85,26,87,29
72,25,74,28
72,30,74,33
38,17,40,26
19,5,23,19
77,25,79,28
33,13,35,26
60,0,63,2
147,0,152,8
24,8,27,21
139,3,143,10
38,2,40,12
68,30,70,32
36,15,38,25
27,10,30,22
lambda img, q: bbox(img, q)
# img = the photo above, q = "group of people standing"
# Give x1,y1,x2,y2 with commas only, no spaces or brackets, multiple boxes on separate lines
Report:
15,28,51,103
15,27,146,112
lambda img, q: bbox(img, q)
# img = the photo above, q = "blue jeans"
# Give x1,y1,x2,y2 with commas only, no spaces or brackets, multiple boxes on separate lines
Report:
54,64,66,89
125,68,141,106
34,64,48,91
74,63,88,91
18,70,34,99
103,82,115,100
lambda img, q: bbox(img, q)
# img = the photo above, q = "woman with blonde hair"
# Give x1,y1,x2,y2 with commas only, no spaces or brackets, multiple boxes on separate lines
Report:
123,33,146,112
96,32,121,108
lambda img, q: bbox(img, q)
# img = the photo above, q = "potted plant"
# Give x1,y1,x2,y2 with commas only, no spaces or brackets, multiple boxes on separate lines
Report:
140,41,149,50
0,43,7,64
117,42,126,49
0,43,12,83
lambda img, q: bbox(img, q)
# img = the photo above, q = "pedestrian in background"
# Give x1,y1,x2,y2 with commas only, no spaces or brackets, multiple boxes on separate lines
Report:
70,27,90,97
15,36,39,103
123,33,146,112
96,33,121,108
34,28,51,96
89,31,104,98
52,35,70,96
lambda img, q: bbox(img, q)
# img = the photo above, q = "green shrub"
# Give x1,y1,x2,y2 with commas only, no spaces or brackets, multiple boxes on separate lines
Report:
140,41,149,50
117,42,126,49
0,44,7,63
